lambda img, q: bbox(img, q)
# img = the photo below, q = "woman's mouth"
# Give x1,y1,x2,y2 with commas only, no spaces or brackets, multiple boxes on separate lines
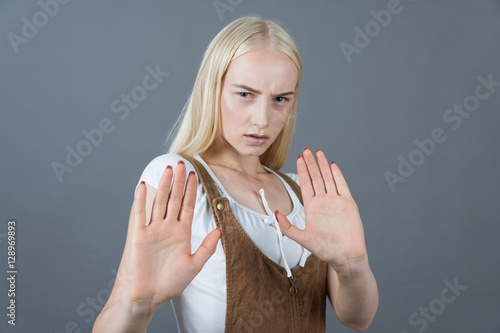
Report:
244,134,269,146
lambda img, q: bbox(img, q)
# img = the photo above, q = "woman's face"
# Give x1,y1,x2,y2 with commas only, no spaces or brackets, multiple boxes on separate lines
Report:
219,49,299,158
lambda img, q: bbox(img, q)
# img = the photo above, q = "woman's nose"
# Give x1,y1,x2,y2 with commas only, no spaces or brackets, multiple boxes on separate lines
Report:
251,99,270,129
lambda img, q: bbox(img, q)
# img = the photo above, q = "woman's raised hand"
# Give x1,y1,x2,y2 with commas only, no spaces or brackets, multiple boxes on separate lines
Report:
275,148,368,275
124,161,221,313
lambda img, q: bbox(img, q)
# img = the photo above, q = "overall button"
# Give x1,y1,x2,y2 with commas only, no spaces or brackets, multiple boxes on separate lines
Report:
216,202,225,211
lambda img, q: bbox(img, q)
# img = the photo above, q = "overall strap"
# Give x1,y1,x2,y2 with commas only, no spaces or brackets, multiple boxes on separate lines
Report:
274,171,303,205
180,153,303,206
179,153,221,211
178,154,327,332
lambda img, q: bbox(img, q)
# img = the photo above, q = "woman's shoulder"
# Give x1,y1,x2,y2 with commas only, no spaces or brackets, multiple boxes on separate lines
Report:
134,153,197,193
280,171,300,187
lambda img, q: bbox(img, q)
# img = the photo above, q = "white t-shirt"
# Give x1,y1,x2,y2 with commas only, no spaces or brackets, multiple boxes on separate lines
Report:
135,153,310,333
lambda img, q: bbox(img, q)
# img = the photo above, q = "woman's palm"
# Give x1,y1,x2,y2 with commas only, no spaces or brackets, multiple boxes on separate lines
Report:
125,162,221,311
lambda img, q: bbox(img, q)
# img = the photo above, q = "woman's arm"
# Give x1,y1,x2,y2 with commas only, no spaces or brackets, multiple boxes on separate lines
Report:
326,256,378,331
93,184,160,333
93,161,221,332
275,147,379,331
92,292,156,333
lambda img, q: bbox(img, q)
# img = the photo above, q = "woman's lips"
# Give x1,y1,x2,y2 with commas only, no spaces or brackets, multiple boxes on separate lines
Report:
244,134,269,145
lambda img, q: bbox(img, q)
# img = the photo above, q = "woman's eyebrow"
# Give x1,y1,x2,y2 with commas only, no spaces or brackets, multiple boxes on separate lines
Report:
232,84,294,97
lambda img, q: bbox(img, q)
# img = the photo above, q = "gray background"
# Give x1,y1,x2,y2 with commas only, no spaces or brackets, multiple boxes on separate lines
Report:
1,0,499,332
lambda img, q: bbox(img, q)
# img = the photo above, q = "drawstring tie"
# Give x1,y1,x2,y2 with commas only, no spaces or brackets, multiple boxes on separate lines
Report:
259,188,309,278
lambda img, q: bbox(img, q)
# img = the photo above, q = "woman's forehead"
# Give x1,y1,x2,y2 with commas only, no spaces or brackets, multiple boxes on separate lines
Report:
224,50,298,91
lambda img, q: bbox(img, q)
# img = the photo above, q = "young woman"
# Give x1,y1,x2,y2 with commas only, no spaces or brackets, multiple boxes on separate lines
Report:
94,16,378,333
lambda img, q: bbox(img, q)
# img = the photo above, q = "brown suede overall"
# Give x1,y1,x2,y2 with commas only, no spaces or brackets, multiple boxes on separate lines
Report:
180,154,328,333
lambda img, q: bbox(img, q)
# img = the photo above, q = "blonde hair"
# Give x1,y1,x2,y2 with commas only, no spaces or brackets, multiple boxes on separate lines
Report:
165,16,302,170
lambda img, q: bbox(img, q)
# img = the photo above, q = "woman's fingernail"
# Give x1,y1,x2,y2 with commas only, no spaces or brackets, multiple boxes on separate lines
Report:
166,165,172,170
274,210,280,222
316,148,322,153
331,161,335,165
216,227,222,235
140,181,145,185
189,171,195,176
178,160,185,165
297,154,303,159
304,147,310,151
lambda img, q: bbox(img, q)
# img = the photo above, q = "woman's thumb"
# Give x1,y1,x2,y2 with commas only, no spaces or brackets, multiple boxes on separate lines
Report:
191,227,222,271
275,210,306,246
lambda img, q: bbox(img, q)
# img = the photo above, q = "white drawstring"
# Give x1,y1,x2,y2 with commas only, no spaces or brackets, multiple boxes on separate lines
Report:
259,188,293,278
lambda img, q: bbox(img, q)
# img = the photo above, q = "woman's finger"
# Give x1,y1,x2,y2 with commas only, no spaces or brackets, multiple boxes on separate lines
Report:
165,161,187,222
275,211,307,247
303,147,326,195
178,171,198,223
151,165,173,223
297,155,314,200
315,149,338,195
144,185,157,226
191,228,222,272
132,181,147,230
330,162,352,198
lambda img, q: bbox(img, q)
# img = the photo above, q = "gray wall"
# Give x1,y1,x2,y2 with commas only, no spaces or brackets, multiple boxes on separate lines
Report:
1,0,499,332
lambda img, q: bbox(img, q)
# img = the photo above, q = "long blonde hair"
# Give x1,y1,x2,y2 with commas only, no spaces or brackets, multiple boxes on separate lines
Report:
166,16,302,170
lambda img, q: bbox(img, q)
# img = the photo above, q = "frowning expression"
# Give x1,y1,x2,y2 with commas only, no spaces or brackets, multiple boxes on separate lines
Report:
219,49,299,157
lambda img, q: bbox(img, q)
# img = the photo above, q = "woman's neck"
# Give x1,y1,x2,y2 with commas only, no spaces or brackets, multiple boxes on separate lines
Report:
200,149,267,178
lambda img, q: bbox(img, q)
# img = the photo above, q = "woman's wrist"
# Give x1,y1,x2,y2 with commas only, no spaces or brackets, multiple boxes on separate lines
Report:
93,296,156,333
120,296,156,319
119,288,167,319
330,254,371,282
111,296,157,333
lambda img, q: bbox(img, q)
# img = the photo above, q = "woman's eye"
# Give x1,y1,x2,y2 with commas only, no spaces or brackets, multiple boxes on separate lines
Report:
238,92,251,98
274,96,289,103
